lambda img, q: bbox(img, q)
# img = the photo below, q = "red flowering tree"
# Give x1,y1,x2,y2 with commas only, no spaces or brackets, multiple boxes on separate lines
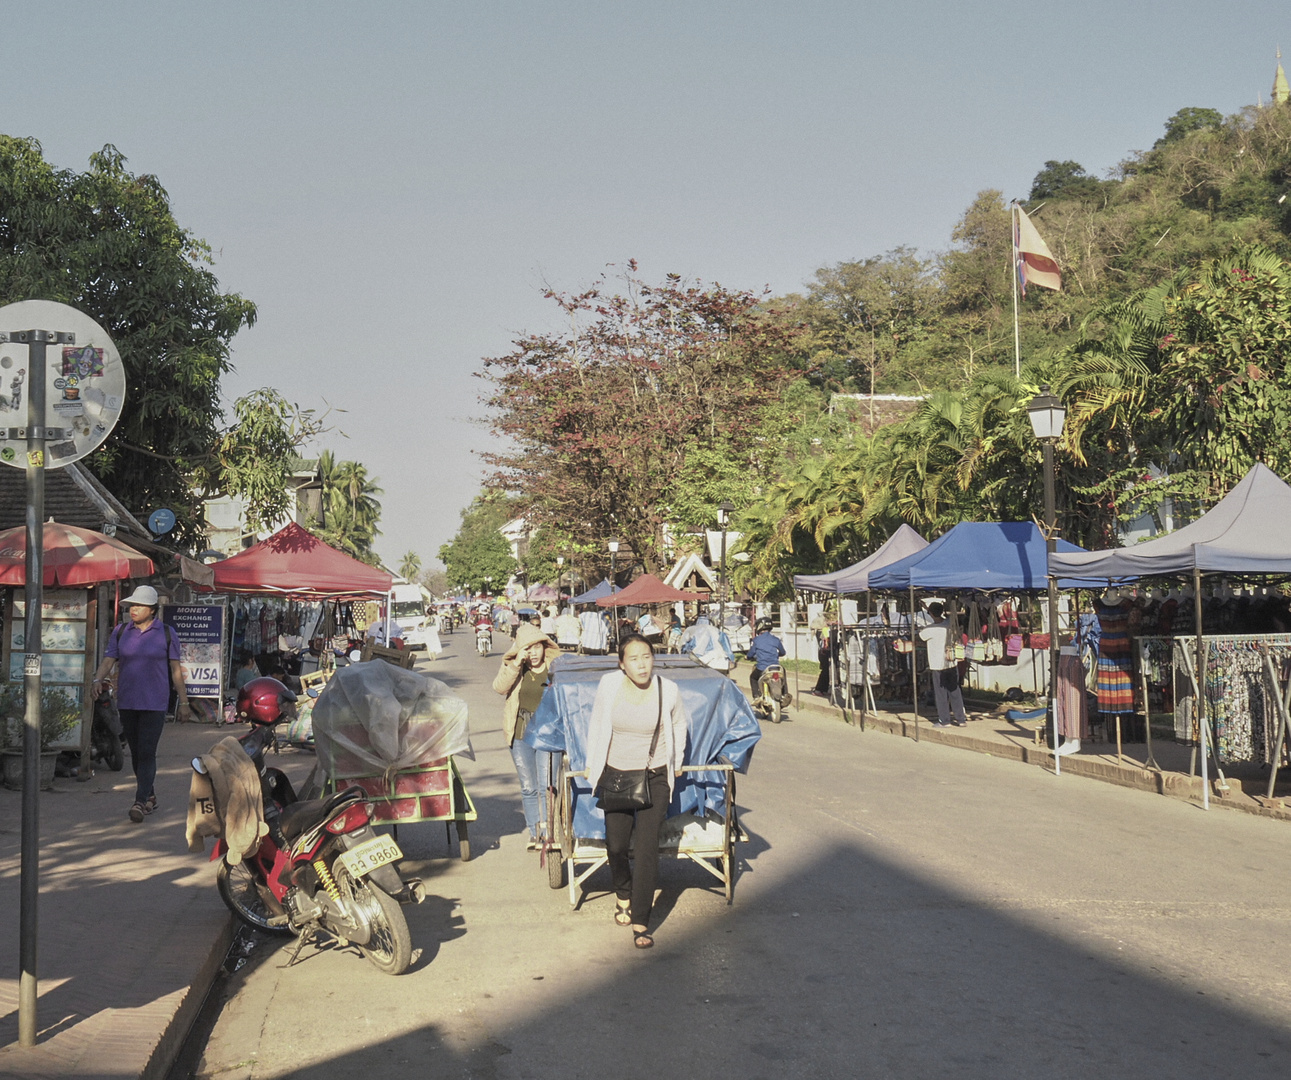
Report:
478,265,802,574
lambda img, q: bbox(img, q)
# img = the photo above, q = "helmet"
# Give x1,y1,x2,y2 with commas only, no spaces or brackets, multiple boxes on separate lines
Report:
756,619,773,633
236,677,294,726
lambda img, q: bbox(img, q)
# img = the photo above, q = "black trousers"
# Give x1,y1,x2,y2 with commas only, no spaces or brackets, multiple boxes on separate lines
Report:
604,768,670,926
119,708,166,805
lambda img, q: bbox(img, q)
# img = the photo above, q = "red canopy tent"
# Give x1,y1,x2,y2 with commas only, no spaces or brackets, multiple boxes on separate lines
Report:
596,573,706,608
0,521,154,586
209,523,392,599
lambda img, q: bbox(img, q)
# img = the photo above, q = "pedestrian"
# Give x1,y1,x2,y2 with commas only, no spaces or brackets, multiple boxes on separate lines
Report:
746,619,787,697
90,585,190,823
234,653,259,691
585,634,689,949
579,606,610,655
918,602,967,727
812,623,832,697
554,606,582,651
491,623,561,849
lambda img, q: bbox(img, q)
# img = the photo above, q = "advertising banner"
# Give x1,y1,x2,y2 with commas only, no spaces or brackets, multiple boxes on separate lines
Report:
164,604,224,698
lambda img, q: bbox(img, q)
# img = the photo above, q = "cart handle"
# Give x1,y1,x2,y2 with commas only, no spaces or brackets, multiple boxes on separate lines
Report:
567,762,735,779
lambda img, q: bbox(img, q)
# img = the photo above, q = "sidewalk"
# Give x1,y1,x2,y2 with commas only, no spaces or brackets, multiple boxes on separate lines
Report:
0,723,314,1080
775,670,1291,823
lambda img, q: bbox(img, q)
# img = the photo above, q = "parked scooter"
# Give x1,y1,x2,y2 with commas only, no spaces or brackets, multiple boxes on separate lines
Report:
90,689,125,771
204,677,425,975
751,664,791,724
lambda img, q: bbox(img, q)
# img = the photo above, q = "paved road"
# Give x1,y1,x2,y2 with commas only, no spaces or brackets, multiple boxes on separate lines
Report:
191,638,1291,1079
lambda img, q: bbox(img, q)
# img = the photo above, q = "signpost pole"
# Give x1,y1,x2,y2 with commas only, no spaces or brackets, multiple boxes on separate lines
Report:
14,328,73,1047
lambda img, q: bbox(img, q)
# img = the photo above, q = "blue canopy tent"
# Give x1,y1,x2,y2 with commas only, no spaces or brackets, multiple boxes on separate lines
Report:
866,521,1107,592
570,578,613,604
793,524,929,594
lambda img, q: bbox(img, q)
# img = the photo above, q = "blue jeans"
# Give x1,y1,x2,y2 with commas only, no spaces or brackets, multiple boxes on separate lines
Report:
510,742,551,837
119,709,166,805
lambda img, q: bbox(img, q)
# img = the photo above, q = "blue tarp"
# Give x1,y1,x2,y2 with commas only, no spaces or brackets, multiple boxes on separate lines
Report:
523,654,761,839
793,524,929,594
570,578,613,604
866,521,1111,591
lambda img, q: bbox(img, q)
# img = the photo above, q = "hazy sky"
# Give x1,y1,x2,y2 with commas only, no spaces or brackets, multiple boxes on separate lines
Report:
5,2,1288,567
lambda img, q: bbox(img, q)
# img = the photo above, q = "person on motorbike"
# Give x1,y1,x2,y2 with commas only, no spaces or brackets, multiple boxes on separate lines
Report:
746,619,787,697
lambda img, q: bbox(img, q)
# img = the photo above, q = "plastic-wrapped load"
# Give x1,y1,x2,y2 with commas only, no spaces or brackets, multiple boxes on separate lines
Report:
311,661,472,780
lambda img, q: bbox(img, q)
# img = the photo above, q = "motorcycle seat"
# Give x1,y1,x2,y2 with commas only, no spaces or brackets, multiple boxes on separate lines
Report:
278,785,366,843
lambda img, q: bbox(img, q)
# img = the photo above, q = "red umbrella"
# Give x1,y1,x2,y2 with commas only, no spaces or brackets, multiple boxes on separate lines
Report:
596,573,707,607
0,521,155,586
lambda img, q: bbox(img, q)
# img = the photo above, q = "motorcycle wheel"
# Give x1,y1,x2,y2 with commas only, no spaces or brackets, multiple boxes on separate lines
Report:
105,737,124,771
769,698,781,724
335,866,412,975
216,860,294,936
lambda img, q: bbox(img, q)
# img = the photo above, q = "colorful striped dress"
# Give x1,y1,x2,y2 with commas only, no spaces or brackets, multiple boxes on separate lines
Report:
1096,603,1135,714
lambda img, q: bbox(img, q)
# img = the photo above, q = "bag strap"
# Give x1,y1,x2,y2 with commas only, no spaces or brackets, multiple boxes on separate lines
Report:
646,676,664,761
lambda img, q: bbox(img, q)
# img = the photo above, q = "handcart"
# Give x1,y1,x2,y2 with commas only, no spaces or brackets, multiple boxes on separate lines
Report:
524,654,760,909
310,659,477,860
323,757,477,860
546,759,742,905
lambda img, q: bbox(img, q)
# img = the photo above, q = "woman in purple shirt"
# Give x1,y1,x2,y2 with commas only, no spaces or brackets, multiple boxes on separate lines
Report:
91,586,190,822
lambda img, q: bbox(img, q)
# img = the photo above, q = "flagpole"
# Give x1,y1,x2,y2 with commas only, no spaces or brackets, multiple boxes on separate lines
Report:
1012,201,1021,379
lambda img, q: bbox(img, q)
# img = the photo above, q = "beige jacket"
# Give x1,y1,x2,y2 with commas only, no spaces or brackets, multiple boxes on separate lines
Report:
491,623,562,745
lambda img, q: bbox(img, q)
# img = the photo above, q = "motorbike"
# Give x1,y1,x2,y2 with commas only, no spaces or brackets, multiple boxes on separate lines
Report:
476,621,493,656
204,677,425,975
751,664,791,724
90,689,125,771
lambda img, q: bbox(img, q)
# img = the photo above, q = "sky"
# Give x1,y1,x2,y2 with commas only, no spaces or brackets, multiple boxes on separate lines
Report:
4,1,1289,569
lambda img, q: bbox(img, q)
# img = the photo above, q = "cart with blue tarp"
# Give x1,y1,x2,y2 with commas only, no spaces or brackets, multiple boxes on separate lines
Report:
523,654,761,906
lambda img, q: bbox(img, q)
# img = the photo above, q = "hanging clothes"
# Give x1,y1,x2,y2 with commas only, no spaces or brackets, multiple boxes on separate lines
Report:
1055,646,1090,738
1095,601,1135,714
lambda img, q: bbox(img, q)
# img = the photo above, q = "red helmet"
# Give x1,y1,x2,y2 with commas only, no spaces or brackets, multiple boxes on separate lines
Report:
236,677,294,726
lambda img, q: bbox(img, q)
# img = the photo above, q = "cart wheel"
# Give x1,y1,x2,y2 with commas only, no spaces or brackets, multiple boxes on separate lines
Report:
456,820,471,862
547,850,564,889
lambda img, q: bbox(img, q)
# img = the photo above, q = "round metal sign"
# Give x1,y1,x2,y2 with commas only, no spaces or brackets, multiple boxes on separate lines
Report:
0,300,126,470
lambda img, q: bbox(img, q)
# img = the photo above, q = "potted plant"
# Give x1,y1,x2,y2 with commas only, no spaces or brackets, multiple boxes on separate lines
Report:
1,682,80,790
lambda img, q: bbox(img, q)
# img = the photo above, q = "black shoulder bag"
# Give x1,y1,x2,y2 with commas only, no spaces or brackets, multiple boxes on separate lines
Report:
595,677,663,813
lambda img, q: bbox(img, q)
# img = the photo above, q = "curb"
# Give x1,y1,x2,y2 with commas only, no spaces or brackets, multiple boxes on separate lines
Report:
141,915,237,1080
751,675,1291,824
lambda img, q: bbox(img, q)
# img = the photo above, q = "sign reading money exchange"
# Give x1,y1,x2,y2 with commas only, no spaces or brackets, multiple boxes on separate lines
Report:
164,603,225,698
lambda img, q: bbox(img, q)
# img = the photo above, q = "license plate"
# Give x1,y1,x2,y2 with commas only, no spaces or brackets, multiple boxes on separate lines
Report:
336,835,403,878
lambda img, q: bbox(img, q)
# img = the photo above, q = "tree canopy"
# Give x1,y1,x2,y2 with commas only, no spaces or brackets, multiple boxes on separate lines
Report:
0,137,267,543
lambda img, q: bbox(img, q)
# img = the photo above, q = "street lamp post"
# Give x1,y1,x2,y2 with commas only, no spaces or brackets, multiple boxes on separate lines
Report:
1027,385,1067,776
556,555,564,598
607,539,620,647
717,501,735,643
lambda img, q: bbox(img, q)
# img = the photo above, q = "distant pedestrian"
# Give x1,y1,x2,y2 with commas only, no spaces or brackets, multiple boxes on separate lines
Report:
91,586,189,823
579,608,610,655
234,653,259,691
918,602,967,727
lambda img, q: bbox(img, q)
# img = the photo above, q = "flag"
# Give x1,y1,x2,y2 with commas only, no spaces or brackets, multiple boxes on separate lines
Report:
1014,203,1061,296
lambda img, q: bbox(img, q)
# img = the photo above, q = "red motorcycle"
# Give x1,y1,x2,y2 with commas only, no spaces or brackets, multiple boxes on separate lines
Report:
203,678,425,975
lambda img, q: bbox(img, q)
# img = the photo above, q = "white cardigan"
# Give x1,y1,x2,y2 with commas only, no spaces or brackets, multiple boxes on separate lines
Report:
584,671,689,799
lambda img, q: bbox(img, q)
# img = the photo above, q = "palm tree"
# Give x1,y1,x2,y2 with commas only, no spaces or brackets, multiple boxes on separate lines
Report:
399,550,422,582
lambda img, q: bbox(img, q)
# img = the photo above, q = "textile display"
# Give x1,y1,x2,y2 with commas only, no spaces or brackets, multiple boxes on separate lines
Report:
1096,603,1135,714
1055,650,1089,739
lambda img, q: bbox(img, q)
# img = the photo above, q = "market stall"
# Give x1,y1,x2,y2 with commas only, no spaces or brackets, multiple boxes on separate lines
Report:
1049,464,1291,807
0,521,154,775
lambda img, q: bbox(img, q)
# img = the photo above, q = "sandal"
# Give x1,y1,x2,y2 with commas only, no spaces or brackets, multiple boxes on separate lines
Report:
614,901,632,926
128,803,145,823
633,931,654,949
144,795,158,815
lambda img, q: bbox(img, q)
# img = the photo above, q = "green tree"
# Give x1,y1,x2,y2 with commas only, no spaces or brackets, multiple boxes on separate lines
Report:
398,550,422,582
479,266,803,574
0,137,258,544
437,494,516,594
1154,107,1223,148
1028,160,1105,202
312,449,383,560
